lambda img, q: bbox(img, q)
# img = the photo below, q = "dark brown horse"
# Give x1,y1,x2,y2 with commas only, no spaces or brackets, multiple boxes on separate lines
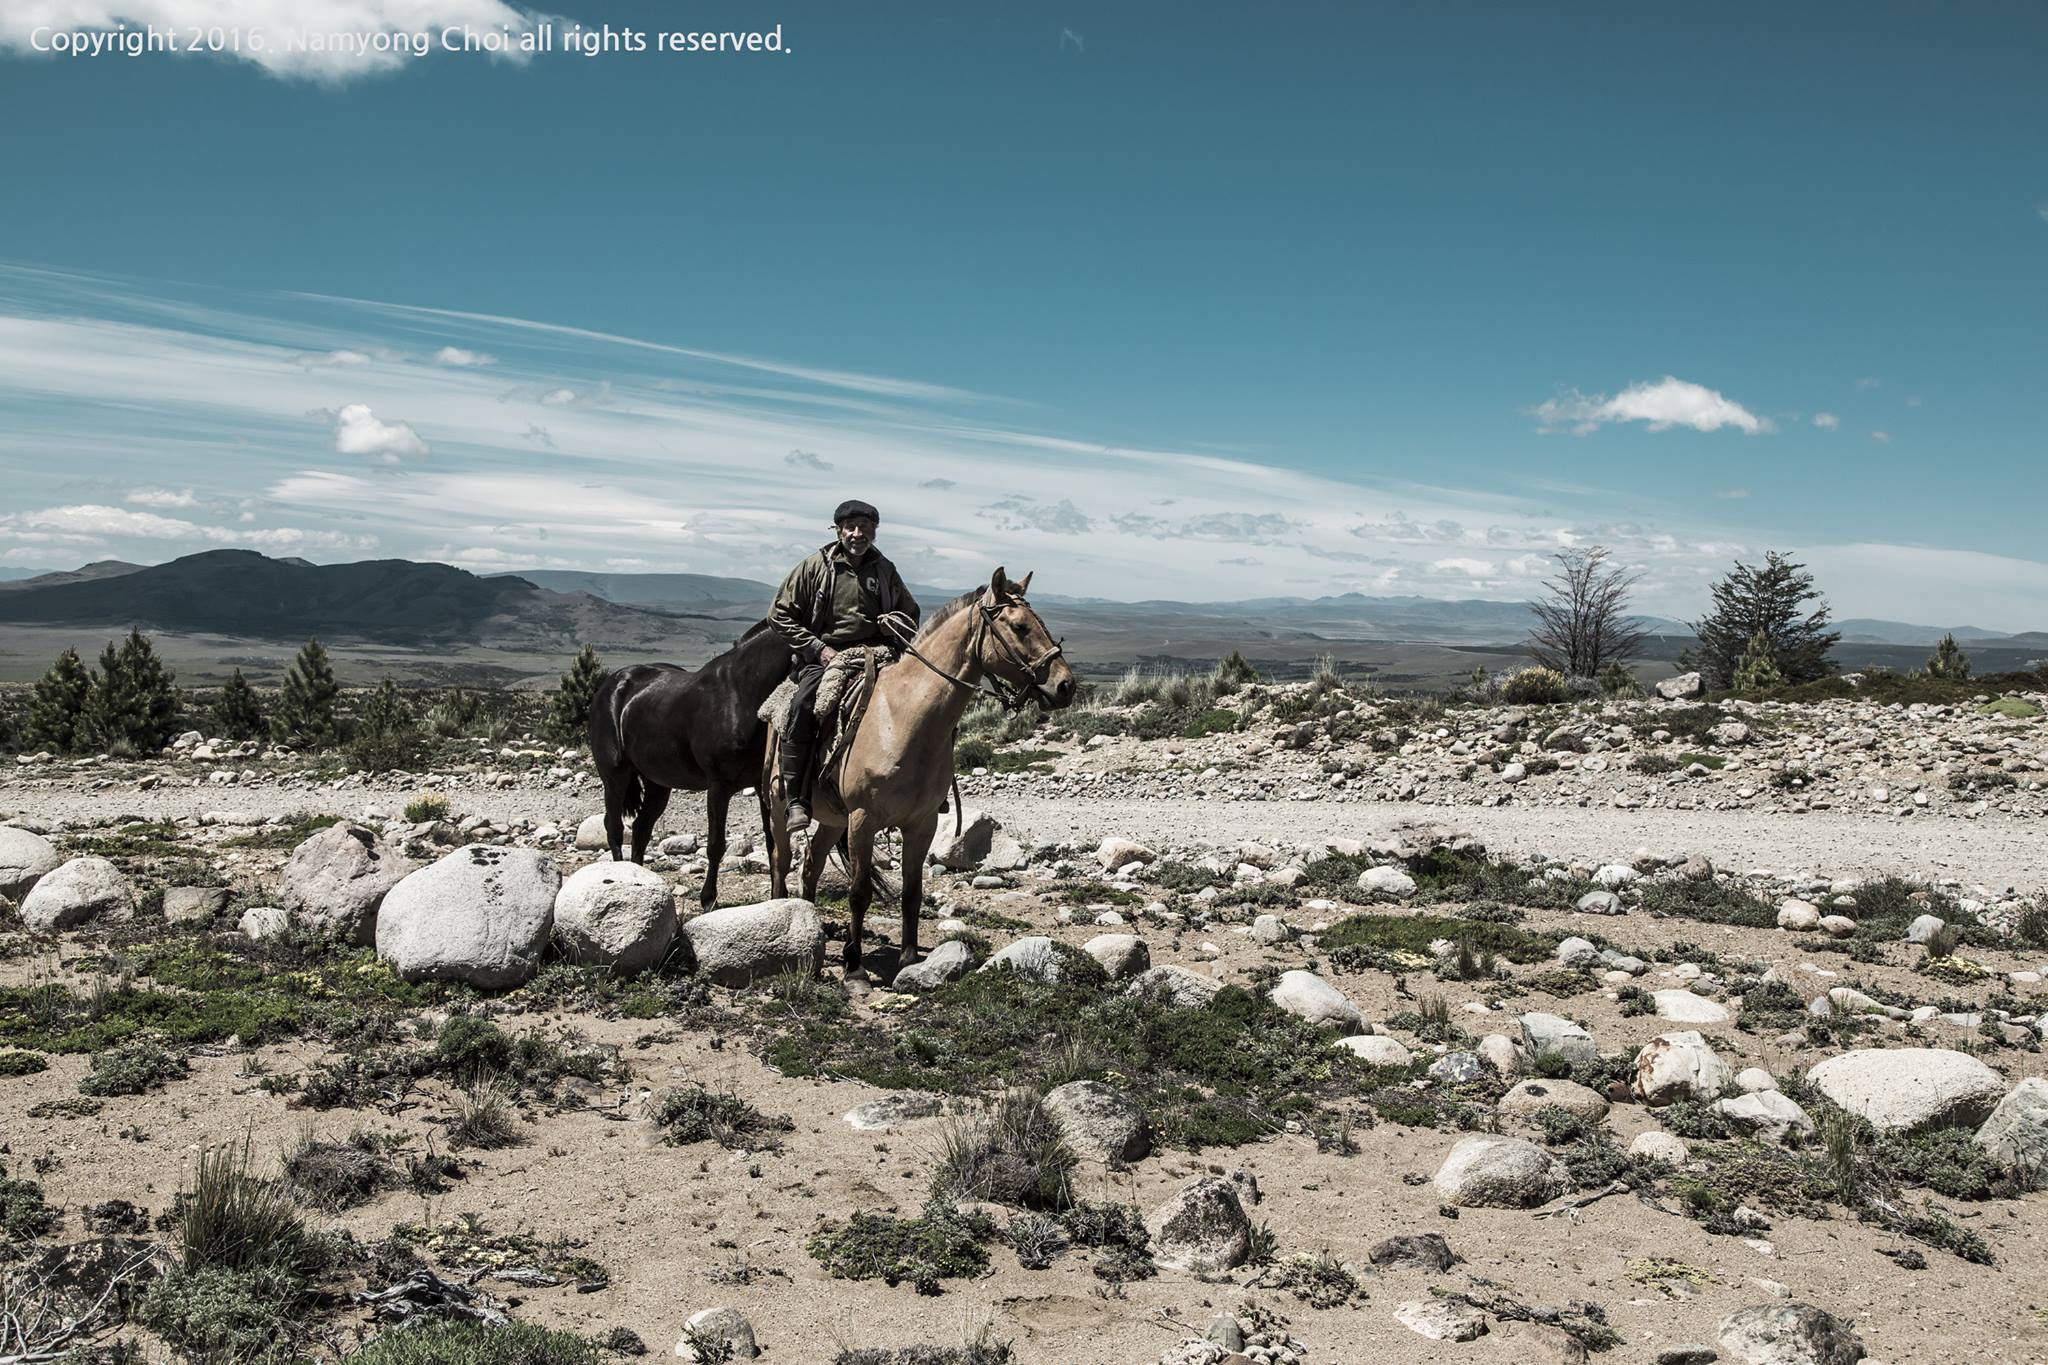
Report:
587,620,790,907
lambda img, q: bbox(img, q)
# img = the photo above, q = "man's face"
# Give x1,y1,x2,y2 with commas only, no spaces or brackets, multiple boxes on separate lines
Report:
836,516,876,559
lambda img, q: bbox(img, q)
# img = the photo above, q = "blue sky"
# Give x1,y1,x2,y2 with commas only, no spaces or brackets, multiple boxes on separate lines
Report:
2,1,2045,625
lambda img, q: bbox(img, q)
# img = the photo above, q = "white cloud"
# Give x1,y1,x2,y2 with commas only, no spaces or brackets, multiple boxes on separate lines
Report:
1,503,372,551
1857,377,1881,390
332,403,428,463
538,387,580,406
1533,376,1768,435
1870,430,1891,444
1714,488,1752,500
1812,412,1839,429
309,348,372,365
0,0,540,84
1431,557,1494,577
433,346,494,367
126,486,198,508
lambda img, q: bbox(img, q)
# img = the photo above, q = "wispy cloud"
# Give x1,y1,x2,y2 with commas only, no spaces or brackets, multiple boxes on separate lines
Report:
127,487,199,509
1532,376,1769,435
784,449,833,472
1870,430,1891,444
1714,488,1751,500
1812,412,1839,429
433,346,495,367
1,264,2042,626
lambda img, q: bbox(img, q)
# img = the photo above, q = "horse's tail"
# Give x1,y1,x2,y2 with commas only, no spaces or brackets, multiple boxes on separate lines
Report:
588,668,646,818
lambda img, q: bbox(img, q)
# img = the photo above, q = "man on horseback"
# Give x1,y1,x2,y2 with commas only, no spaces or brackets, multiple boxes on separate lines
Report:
768,499,920,828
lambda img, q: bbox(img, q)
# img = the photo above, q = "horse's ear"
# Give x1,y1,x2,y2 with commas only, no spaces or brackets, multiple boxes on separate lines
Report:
1014,571,1033,596
988,566,1007,600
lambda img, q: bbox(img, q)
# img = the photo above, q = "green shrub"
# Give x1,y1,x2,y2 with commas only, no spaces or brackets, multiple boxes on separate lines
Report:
1979,697,2041,720
351,1321,603,1365
141,1263,305,1361
1500,667,1570,704
931,1091,1077,1210
349,677,423,772
1,1170,59,1243
78,1038,188,1096
1924,633,1971,681
954,735,996,772
0,1049,48,1077
404,795,451,824
448,1082,523,1150
649,1083,793,1151
808,1199,996,1294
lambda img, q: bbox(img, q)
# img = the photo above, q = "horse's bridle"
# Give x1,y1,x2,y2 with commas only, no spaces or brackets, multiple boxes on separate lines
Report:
882,593,1066,711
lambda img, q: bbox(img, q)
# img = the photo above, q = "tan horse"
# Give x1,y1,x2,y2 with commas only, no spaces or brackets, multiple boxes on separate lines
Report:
766,568,1077,980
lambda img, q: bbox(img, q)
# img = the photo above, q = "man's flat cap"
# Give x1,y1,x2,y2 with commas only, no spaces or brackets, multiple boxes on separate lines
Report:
833,499,880,524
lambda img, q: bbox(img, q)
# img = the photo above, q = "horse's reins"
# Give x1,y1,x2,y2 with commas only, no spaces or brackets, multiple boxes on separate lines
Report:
879,596,1065,713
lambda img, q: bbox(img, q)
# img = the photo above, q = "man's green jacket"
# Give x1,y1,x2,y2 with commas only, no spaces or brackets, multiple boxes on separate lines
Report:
769,542,921,665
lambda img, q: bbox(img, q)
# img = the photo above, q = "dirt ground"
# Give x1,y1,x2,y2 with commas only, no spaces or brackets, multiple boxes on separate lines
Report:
5,804,2047,1365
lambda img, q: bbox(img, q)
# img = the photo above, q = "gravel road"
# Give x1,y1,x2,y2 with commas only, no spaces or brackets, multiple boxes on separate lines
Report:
6,776,2042,891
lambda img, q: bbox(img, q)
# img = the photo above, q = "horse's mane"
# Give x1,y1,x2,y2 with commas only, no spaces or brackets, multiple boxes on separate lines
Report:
913,589,984,641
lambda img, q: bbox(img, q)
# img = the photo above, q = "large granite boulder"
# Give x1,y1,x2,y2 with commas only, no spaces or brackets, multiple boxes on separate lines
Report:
375,844,558,989
553,860,676,972
281,821,414,945
20,856,135,931
1145,1176,1252,1275
680,897,824,987
0,825,61,900
1044,1080,1150,1163
1432,1135,1569,1208
1805,1048,2005,1133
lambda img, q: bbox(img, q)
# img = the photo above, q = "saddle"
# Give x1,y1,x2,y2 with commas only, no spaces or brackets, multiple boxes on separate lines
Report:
758,645,899,802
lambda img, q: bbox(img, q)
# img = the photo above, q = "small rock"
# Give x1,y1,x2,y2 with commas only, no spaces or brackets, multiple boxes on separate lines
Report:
675,1306,757,1361
1394,1298,1487,1342
1044,1080,1150,1163
1716,1302,1863,1365
1432,1135,1569,1208
1268,969,1362,1030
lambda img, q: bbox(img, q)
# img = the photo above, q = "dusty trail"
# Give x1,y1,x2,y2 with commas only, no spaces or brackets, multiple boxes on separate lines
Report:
970,793,2048,890
9,777,2043,890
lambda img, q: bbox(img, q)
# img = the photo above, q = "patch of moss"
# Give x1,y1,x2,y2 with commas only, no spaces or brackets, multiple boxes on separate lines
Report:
1978,697,2041,720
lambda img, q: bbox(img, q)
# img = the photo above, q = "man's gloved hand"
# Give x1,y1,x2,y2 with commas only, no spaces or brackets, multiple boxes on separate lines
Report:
819,645,839,664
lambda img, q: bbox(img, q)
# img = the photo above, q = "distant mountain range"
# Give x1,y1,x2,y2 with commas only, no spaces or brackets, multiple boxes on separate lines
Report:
0,550,724,652
0,554,2041,681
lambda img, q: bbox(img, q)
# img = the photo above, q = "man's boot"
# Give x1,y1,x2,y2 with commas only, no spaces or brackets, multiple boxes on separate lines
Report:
779,726,814,828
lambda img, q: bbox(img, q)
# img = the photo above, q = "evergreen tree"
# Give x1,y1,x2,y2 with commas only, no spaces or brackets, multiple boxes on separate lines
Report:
1731,631,1786,692
1925,632,1971,681
1685,551,1839,690
80,629,180,756
25,647,92,752
212,668,266,740
272,640,340,748
547,645,605,746
348,677,421,772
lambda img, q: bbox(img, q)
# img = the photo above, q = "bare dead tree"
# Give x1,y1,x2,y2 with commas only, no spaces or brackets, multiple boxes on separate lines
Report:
1525,546,1647,681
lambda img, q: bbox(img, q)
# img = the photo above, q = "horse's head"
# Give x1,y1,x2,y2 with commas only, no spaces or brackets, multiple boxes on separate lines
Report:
978,567,1076,710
